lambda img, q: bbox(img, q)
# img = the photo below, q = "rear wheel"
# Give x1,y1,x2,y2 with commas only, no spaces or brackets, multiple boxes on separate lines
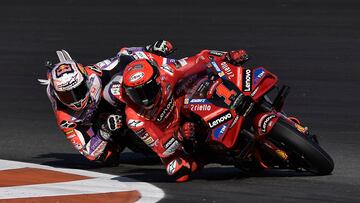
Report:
267,118,334,175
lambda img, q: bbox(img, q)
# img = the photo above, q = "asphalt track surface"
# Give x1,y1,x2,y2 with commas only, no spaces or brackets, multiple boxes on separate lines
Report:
0,0,360,202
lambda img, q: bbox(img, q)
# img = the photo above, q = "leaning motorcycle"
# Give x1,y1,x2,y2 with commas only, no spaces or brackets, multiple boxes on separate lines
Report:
181,50,334,175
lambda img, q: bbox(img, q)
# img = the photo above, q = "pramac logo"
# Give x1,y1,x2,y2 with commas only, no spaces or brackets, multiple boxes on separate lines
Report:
129,72,145,82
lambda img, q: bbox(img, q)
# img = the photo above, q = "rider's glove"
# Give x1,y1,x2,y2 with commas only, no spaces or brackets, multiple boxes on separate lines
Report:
225,50,249,65
99,124,112,141
179,122,195,141
98,114,123,141
146,40,175,57
106,114,123,131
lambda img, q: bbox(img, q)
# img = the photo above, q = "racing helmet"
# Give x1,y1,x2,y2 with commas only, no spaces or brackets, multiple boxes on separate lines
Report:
50,60,89,111
123,59,161,108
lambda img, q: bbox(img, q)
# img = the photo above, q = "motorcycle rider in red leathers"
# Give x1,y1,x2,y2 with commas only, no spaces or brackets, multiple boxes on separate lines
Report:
45,41,174,165
109,47,249,181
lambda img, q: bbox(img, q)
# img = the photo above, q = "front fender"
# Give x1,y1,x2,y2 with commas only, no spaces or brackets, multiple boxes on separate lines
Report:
253,112,280,137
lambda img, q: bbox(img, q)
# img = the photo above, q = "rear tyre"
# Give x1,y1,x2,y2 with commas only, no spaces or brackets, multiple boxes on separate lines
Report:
267,118,334,175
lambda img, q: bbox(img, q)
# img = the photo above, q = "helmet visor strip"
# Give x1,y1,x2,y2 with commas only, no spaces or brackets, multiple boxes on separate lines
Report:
125,78,160,107
55,81,89,105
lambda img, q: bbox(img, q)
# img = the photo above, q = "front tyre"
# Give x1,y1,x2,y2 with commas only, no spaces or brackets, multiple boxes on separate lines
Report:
267,118,334,175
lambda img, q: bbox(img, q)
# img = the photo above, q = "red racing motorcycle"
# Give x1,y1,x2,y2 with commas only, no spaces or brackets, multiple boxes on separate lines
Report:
181,50,334,175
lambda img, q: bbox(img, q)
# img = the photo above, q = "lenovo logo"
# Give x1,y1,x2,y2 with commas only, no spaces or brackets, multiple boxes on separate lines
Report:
243,69,252,92
208,111,232,129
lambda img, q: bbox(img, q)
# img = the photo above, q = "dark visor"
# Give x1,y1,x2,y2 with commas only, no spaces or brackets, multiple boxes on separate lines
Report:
125,77,160,107
55,82,88,105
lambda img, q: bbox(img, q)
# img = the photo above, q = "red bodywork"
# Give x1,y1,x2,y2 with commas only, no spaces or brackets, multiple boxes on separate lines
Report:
183,54,279,149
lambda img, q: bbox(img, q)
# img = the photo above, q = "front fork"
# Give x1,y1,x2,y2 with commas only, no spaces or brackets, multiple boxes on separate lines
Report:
249,85,310,168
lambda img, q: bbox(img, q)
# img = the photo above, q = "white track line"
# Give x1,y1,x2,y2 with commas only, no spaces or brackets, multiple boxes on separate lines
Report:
0,159,164,202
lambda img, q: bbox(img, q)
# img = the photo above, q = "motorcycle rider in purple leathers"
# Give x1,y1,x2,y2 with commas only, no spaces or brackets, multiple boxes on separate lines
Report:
42,40,174,166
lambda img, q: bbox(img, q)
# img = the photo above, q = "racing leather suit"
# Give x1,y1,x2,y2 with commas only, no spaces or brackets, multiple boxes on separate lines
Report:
46,45,169,163
107,49,214,180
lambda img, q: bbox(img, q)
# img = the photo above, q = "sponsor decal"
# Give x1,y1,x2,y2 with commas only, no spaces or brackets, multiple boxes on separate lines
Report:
184,98,190,104
134,128,158,147
135,128,145,135
143,136,155,146
242,69,252,92
190,104,211,111
156,97,175,122
162,137,181,156
55,64,73,78
208,111,233,129
134,51,149,60
196,81,210,94
261,114,276,133
139,132,155,146
95,60,111,69
163,137,176,149
250,86,259,97
209,50,225,57
160,64,174,76
253,68,265,85
295,123,307,133
231,94,244,109
110,83,121,96
189,98,208,104
60,120,76,129
229,115,240,129
210,61,226,78
178,58,188,66
127,119,144,128
89,135,104,152
129,72,145,82
220,62,235,79
214,124,228,140
132,64,144,70
210,61,222,72
167,159,177,175
88,65,102,75
243,102,255,117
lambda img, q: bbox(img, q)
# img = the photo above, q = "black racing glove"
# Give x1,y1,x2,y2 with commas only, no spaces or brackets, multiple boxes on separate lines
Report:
98,114,123,141
146,40,175,57
225,50,249,66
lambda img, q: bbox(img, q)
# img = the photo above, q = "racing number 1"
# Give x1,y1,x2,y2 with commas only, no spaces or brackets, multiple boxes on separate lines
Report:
216,83,236,105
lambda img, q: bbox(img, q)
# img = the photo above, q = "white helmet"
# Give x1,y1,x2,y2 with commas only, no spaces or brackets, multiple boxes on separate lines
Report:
50,51,89,111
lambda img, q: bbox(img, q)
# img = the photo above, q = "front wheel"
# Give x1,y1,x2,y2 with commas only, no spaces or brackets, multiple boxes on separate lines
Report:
267,118,334,175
